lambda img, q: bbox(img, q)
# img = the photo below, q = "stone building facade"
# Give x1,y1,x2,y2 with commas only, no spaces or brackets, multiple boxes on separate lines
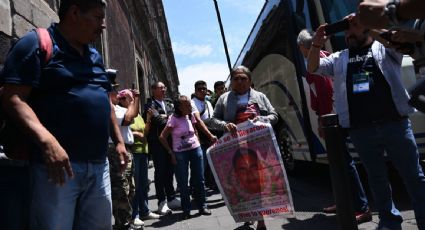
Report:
0,0,179,103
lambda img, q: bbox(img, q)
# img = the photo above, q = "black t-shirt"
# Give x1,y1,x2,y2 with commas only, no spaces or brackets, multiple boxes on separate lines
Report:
346,44,401,127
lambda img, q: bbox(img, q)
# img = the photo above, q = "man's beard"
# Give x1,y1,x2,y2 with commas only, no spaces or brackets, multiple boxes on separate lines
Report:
346,30,370,49
348,36,369,49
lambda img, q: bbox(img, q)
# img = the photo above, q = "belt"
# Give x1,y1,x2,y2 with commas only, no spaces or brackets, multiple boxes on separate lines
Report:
87,159,107,164
351,116,408,129
108,143,132,149
369,116,408,125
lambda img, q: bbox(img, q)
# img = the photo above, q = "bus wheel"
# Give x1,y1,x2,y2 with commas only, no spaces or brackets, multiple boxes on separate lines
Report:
277,127,296,173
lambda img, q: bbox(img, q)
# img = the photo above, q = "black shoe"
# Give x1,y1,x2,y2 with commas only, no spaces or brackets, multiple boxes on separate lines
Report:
181,211,191,220
199,208,212,215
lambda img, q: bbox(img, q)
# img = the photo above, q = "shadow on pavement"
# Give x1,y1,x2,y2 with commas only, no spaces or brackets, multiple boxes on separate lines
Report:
281,214,338,230
147,212,180,228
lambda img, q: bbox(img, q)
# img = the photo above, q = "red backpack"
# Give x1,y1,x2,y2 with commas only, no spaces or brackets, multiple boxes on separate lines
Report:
0,28,53,160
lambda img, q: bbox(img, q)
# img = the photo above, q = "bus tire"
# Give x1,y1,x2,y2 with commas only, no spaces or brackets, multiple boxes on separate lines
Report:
277,126,297,174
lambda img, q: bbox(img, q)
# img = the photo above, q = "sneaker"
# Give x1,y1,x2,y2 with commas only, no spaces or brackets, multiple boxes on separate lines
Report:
142,212,160,220
167,198,181,209
355,208,372,224
158,200,172,215
198,207,212,215
180,211,191,220
132,218,144,227
322,204,337,213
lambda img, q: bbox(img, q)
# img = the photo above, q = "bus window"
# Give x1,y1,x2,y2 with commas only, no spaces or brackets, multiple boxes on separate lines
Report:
319,0,358,51
291,0,313,34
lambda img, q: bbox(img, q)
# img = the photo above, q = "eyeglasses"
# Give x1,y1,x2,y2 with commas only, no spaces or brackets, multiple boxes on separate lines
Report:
196,87,207,91
232,76,249,82
156,86,167,90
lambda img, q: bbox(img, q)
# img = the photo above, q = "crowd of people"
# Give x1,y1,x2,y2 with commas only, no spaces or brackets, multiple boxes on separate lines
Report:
1,0,425,230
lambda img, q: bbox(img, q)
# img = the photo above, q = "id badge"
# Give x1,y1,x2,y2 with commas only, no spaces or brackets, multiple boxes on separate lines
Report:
352,72,370,94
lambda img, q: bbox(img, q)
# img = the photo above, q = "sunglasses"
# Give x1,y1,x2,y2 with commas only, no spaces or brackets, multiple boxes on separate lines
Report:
196,87,207,91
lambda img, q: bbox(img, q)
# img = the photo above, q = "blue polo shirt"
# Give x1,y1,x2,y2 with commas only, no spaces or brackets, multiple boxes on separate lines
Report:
0,24,112,162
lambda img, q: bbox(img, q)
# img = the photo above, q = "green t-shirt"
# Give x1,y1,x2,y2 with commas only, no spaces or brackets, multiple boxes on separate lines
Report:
130,114,148,154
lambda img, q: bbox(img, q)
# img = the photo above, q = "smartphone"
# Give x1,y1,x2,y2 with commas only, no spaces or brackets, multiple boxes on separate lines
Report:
144,98,152,111
324,19,349,35
131,83,135,90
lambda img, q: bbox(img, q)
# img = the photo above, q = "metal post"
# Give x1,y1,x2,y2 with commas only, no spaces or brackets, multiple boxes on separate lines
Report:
212,0,232,74
321,114,358,230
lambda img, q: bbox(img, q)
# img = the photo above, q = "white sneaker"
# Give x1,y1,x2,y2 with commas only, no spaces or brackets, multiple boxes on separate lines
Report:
158,200,172,215
142,212,160,220
132,217,144,226
167,198,181,209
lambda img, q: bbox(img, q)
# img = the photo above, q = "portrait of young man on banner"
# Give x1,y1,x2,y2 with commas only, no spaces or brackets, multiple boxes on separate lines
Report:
207,121,294,222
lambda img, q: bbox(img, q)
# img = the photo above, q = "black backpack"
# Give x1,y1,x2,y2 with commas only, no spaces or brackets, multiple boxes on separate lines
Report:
0,28,53,160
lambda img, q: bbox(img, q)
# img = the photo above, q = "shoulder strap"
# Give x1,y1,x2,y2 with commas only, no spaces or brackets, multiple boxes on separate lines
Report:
35,28,53,65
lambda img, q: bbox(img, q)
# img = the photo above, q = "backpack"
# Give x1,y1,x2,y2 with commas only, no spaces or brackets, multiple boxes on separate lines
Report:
0,28,53,160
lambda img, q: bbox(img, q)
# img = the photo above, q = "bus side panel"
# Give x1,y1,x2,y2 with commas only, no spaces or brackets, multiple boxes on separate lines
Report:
251,54,320,161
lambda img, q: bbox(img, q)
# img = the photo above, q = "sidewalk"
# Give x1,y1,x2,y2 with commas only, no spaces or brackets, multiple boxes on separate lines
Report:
140,163,419,230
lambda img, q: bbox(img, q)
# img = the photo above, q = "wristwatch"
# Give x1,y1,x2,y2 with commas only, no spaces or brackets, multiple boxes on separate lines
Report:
384,0,401,27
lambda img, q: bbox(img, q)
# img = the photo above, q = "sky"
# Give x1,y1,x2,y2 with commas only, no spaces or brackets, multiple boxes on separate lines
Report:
162,0,265,97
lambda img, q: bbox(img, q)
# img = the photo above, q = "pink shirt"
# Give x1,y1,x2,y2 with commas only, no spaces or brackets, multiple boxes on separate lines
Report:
166,114,200,152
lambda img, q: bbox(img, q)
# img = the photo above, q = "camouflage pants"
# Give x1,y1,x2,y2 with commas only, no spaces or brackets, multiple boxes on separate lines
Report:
107,146,135,229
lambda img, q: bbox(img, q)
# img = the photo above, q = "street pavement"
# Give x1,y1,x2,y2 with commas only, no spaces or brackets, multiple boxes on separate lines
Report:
139,162,419,230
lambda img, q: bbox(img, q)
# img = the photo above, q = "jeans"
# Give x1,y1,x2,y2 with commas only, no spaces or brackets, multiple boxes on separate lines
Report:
344,146,369,212
131,153,150,218
150,142,176,205
0,164,29,230
201,144,216,188
174,147,206,213
349,119,425,230
30,160,112,230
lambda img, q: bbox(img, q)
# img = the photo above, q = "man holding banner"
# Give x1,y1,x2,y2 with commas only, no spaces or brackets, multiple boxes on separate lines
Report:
208,66,293,230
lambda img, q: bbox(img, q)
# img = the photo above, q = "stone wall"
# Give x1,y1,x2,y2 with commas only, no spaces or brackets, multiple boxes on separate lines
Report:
0,0,179,100
0,0,58,65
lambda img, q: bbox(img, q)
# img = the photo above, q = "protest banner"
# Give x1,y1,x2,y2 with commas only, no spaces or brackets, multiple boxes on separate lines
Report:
207,120,294,222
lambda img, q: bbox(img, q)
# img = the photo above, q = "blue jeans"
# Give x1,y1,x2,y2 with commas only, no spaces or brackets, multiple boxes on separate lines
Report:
30,160,112,230
344,146,369,213
175,147,206,213
349,119,425,230
131,153,150,218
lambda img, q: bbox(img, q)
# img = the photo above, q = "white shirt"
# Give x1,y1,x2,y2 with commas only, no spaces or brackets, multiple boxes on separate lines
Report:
237,92,249,106
109,105,134,145
154,99,166,113
191,97,214,121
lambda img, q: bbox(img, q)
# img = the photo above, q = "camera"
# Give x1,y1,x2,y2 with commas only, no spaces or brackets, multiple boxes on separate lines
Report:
144,98,153,111
106,69,118,85
324,19,349,35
